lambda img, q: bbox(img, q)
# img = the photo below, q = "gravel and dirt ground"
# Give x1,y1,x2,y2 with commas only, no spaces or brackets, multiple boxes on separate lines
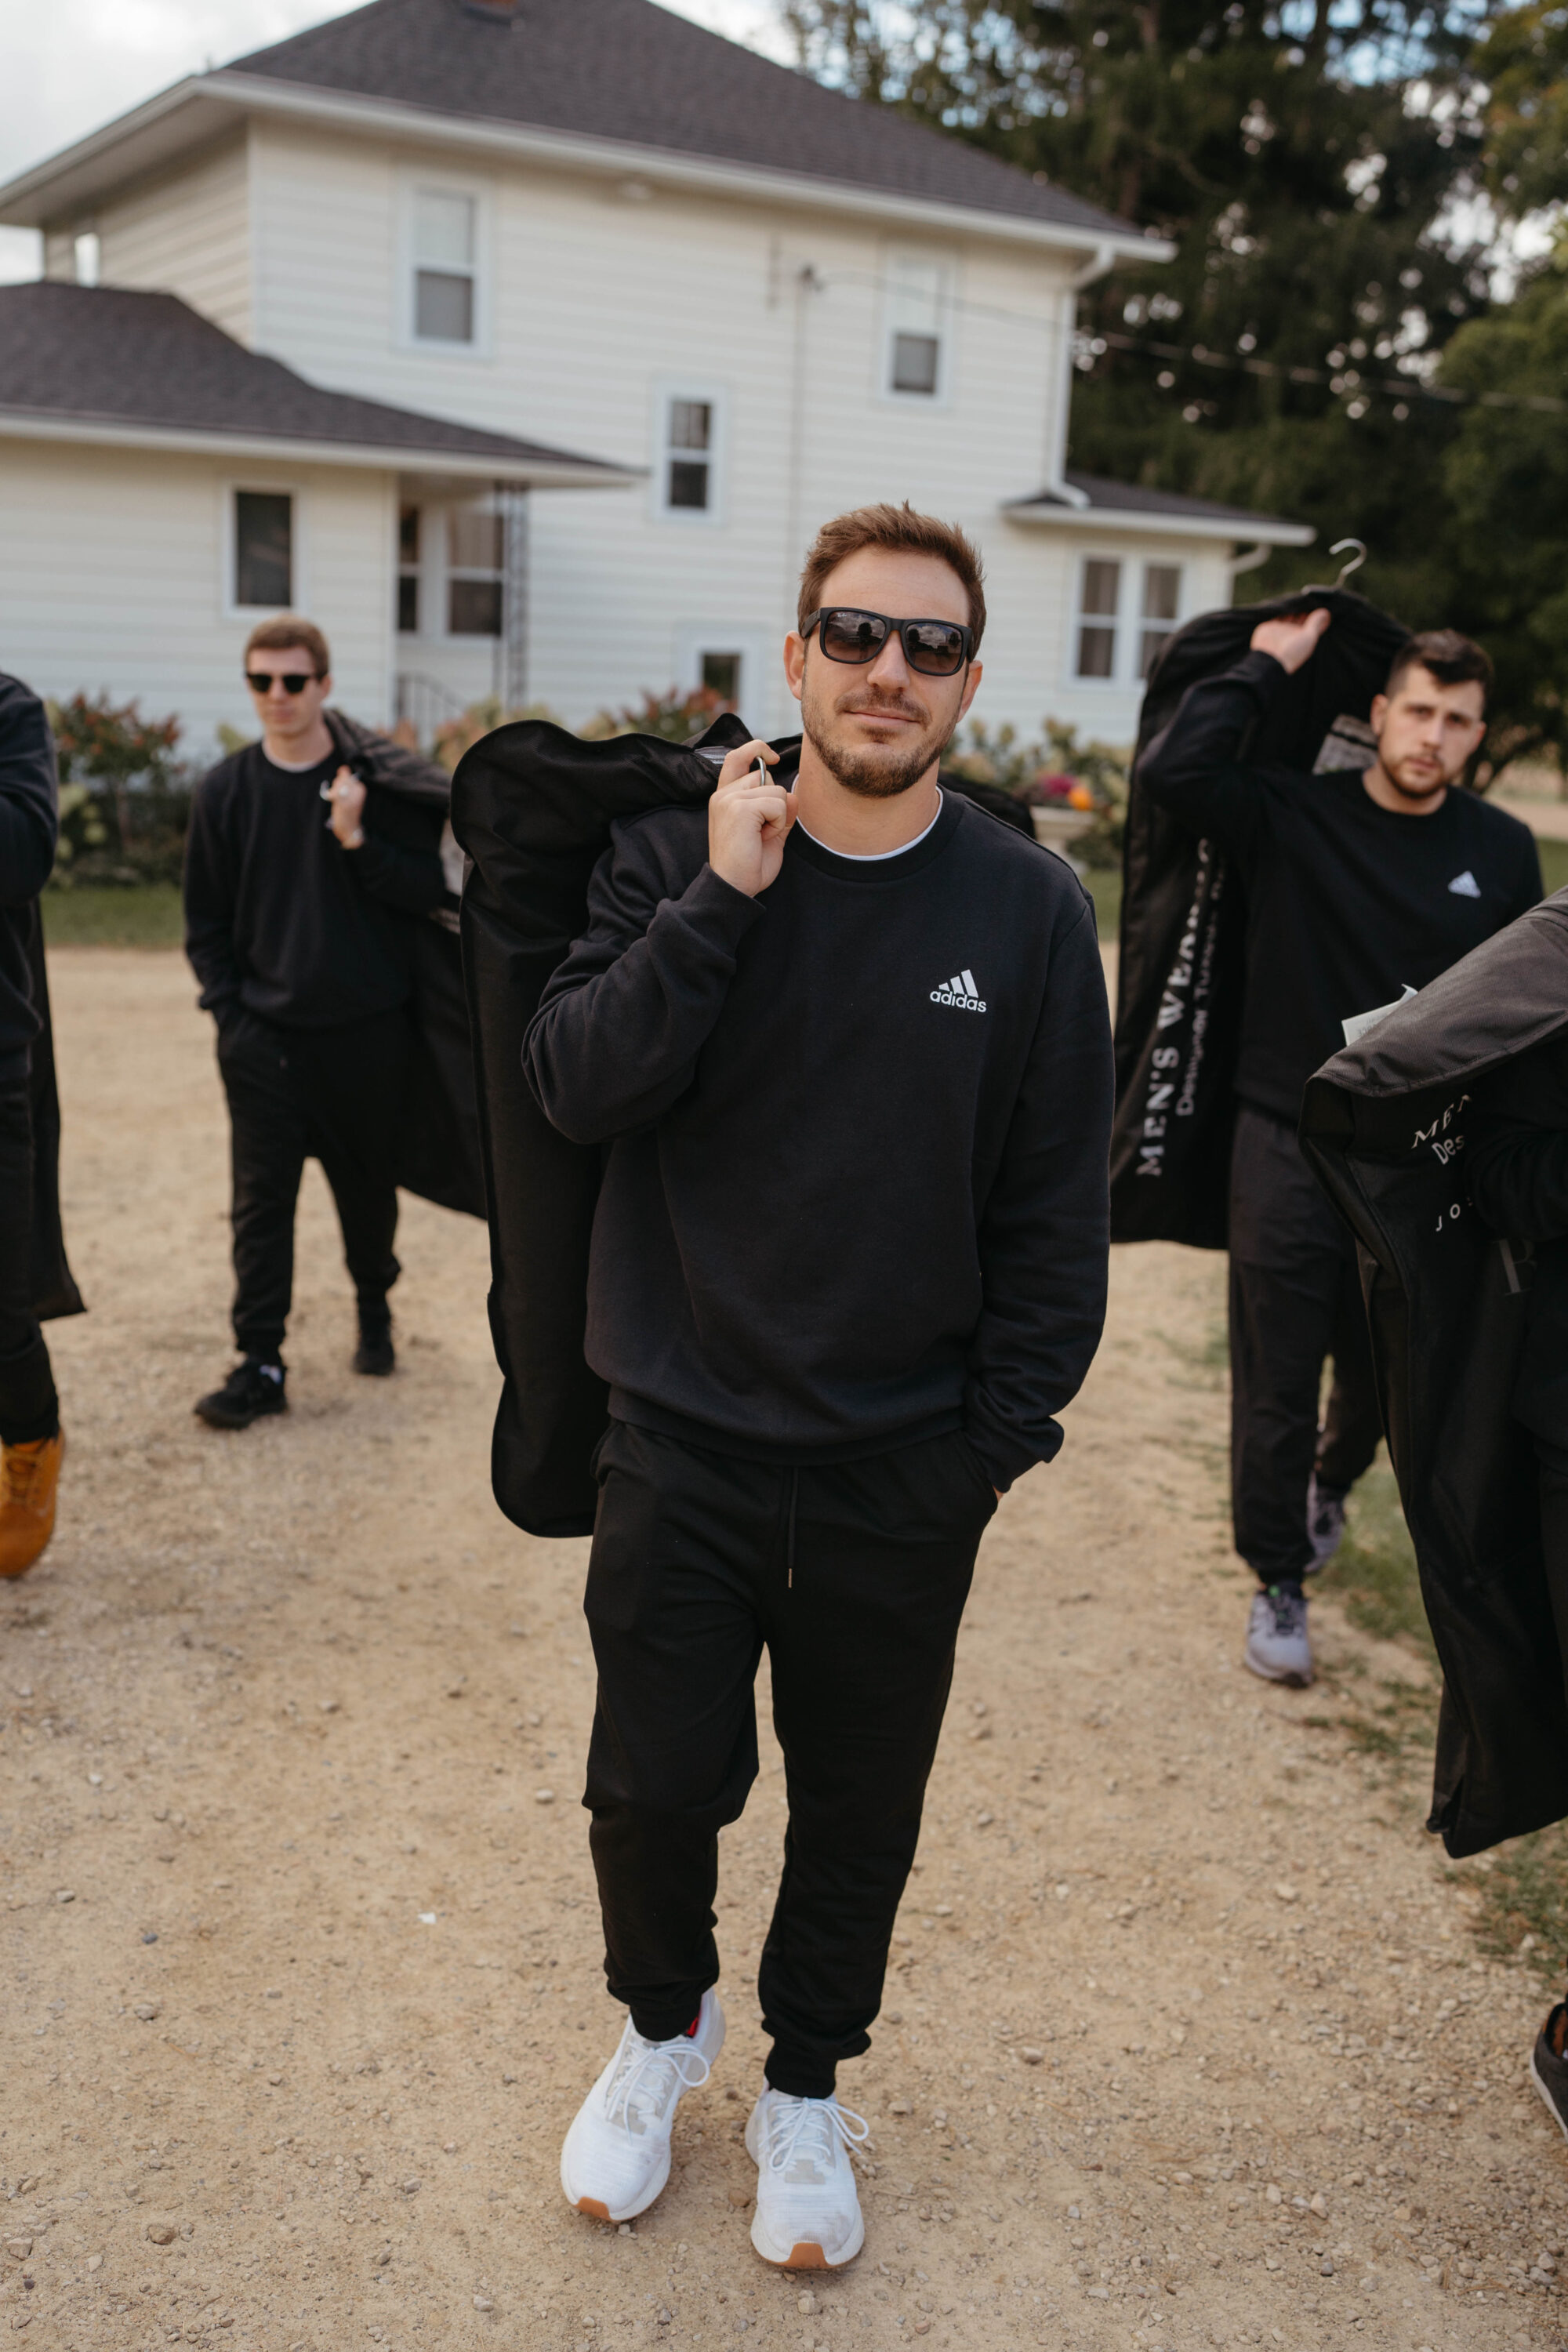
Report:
5,945,1567,2352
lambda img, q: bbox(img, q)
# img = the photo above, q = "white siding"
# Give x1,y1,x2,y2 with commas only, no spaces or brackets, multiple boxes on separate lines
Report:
244,126,1115,740
92,136,253,342
0,439,395,765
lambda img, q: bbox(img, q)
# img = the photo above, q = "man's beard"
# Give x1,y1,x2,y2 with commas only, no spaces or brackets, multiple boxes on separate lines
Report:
1382,757,1450,802
804,691,947,800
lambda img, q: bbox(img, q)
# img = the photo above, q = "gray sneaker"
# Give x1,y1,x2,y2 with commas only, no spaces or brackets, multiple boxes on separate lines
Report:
1245,1585,1312,1686
1305,1475,1347,1574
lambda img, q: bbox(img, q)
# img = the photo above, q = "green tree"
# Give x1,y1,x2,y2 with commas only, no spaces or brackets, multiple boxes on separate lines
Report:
780,0,1496,629
1475,0,1568,217
1438,245,1568,760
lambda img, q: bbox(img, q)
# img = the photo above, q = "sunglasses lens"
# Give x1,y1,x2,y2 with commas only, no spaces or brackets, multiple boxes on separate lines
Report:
245,673,272,693
905,621,967,676
820,609,889,664
281,674,310,694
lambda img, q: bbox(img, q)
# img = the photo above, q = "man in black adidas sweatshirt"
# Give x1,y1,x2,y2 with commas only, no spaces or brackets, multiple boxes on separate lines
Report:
524,506,1112,2270
1138,612,1541,1690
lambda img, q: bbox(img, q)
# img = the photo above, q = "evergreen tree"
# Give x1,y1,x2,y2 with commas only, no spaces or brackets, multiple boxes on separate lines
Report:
780,1,1496,633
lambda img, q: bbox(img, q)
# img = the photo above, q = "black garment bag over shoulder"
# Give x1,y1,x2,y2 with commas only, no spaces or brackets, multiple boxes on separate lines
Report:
1112,586,1410,1247
452,711,767,1537
321,709,485,1222
1299,891,1568,1857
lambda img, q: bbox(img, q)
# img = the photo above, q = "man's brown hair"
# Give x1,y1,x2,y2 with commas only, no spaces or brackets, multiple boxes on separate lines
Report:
1387,628,1492,706
798,503,986,651
244,614,331,678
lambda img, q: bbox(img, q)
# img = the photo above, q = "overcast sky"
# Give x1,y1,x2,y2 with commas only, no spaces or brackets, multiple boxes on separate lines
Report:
0,0,792,281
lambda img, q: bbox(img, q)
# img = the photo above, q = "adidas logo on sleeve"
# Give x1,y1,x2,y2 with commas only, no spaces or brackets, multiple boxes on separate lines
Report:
931,967,986,1012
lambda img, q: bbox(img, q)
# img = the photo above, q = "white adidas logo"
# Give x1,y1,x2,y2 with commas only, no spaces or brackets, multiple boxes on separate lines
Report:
931,967,986,1012
1447,870,1482,898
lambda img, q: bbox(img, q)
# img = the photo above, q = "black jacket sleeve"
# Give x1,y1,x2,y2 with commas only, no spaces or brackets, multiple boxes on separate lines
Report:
0,675,59,909
344,787,446,915
524,825,763,1144
1135,648,1286,855
965,899,1114,1489
1468,1036,1568,1243
183,772,244,1022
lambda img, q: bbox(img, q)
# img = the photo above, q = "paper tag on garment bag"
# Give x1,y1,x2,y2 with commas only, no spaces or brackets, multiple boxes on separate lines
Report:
1341,983,1418,1049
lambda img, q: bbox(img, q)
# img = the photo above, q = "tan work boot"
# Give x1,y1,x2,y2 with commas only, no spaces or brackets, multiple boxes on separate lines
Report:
0,1431,65,1577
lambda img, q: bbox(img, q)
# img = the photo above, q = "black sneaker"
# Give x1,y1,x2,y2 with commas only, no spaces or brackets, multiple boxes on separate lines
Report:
194,1359,286,1429
353,1312,394,1377
1531,2004,1568,2142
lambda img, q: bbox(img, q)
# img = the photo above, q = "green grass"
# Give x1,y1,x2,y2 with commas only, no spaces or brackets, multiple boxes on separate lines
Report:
1540,837,1568,898
42,884,183,948
1465,1826,1568,1971
1083,865,1122,942
1317,1453,1434,1657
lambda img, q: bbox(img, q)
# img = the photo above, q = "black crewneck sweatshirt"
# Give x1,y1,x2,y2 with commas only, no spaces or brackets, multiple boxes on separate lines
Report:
0,674,59,1084
524,793,1113,1491
1137,649,1543,1123
184,741,445,1030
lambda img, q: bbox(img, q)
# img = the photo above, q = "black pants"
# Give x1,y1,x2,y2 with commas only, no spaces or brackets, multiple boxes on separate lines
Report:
1229,1104,1383,1584
0,1081,57,1447
583,1421,995,2098
217,1008,406,1364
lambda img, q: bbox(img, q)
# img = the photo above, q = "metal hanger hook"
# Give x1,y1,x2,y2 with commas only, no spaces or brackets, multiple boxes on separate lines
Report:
1329,538,1367,590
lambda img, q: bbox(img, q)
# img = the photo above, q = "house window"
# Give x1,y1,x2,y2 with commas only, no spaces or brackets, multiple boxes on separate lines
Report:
666,400,713,512
413,189,477,344
1075,557,1122,680
1139,563,1183,678
397,504,421,634
447,505,503,636
700,652,742,708
886,256,948,399
234,491,292,608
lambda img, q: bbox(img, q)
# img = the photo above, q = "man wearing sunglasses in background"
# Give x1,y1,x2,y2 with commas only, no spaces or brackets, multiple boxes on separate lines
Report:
527,503,1112,2268
183,615,445,1428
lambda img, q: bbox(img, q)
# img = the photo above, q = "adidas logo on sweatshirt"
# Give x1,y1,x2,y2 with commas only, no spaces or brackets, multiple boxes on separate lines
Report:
931,967,987,1012
1447,869,1482,898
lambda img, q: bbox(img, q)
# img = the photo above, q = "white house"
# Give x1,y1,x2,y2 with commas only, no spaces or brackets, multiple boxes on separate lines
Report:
0,0,1312,760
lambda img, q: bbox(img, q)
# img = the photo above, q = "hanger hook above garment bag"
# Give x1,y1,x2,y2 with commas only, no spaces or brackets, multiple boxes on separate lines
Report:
1329,538,1367,590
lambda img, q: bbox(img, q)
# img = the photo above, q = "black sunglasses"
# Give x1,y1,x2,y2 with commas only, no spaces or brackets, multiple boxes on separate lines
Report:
245,670,320,695
802,607,974,677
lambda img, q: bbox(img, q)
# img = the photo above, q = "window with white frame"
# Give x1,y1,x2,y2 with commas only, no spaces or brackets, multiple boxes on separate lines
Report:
884,254,949,398
1074,557,1122,680
1073,556,1185,683
659,393,722,517
234,490,292,609
1139,562,1182,678
412,188,477,344
447,505,503,636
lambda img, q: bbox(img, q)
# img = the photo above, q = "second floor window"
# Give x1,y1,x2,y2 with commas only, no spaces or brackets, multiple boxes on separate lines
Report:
886,255,948,398
413,190,477,344
1072,555,1185,683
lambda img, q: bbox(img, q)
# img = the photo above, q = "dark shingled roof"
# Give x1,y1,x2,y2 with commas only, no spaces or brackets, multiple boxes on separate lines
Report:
0,281,626,474
1010,469,1305,530
226,0,1143,241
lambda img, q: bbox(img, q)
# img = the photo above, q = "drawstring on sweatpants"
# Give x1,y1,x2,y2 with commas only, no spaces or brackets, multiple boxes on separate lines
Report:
786,1468,799,1589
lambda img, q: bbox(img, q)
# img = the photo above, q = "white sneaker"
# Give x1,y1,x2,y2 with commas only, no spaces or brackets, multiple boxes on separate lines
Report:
560,1990,724,2222
745,2085,869,2269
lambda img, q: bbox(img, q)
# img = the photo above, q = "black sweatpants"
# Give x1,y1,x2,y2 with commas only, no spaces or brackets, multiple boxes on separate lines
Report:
1540,1439,1568,1704
216,1007,406,1365
583,1420,996,2099
0,1081,57,1446
1229,1104,1383,1585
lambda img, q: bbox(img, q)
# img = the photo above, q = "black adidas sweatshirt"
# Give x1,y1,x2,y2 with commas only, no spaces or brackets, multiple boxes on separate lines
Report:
1138,649,1543,1123
524,794,1113,1491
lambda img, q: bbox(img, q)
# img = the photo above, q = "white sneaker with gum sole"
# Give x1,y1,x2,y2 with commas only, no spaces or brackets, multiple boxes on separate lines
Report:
746,2085,869,2269
560,1989,724,2223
